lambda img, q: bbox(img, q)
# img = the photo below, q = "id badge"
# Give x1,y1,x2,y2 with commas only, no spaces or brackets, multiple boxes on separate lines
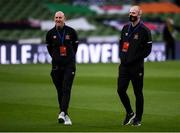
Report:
122,42,129,52
59,46,67,56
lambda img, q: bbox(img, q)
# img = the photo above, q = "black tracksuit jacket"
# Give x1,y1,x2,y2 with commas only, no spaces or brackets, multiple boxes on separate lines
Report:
119,22,152,66
46,25,78,66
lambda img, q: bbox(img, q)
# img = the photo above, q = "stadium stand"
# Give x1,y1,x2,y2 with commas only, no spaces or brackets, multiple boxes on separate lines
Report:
0,0,180,42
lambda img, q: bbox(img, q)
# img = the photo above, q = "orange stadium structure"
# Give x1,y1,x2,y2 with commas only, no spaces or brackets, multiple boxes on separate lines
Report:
140,2,180,13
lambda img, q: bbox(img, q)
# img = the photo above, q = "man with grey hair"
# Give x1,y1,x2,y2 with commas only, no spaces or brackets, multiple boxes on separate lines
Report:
46,11,79,125
117,5,152,126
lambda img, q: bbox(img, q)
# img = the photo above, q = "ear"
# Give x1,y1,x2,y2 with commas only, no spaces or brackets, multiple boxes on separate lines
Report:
139,9,142,16
54,15,56,21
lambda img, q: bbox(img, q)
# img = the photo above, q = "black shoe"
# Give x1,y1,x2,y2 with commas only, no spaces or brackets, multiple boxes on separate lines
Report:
122,112,135,125
132,118,141,126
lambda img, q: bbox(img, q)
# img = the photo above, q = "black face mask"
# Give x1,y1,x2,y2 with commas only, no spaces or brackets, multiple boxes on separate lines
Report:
129,15,138,22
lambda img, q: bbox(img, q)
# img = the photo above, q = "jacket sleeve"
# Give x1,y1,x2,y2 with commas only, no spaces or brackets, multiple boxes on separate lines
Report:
140,28,152,58
119,27,125,58
71,28,79,54
46,31,53,57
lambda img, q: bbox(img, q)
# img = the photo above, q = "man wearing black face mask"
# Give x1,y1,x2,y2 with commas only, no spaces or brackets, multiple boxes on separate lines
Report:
117,6,152,126
129,13,138,22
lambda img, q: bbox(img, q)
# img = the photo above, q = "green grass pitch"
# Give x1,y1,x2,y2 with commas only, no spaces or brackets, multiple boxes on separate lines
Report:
0,61,180,132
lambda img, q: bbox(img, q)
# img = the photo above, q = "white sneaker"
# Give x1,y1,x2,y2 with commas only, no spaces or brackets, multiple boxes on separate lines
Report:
64,115,72,125
58,112,65,123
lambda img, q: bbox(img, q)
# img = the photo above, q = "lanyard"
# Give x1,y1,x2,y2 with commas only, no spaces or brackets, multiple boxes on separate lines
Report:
127,21,142,40
56,28,65,45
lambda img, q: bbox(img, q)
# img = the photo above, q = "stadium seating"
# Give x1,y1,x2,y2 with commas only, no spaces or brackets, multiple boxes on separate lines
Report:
0,0,179,42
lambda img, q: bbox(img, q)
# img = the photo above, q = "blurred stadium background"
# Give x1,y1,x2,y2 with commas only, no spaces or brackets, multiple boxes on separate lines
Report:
0,0,180,42
0,0,180,64
0,0,180,132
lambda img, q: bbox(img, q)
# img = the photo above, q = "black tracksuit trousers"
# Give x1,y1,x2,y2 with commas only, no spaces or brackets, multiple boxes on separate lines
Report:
51,65,75,114
117,64,144,121
165,42,175,60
